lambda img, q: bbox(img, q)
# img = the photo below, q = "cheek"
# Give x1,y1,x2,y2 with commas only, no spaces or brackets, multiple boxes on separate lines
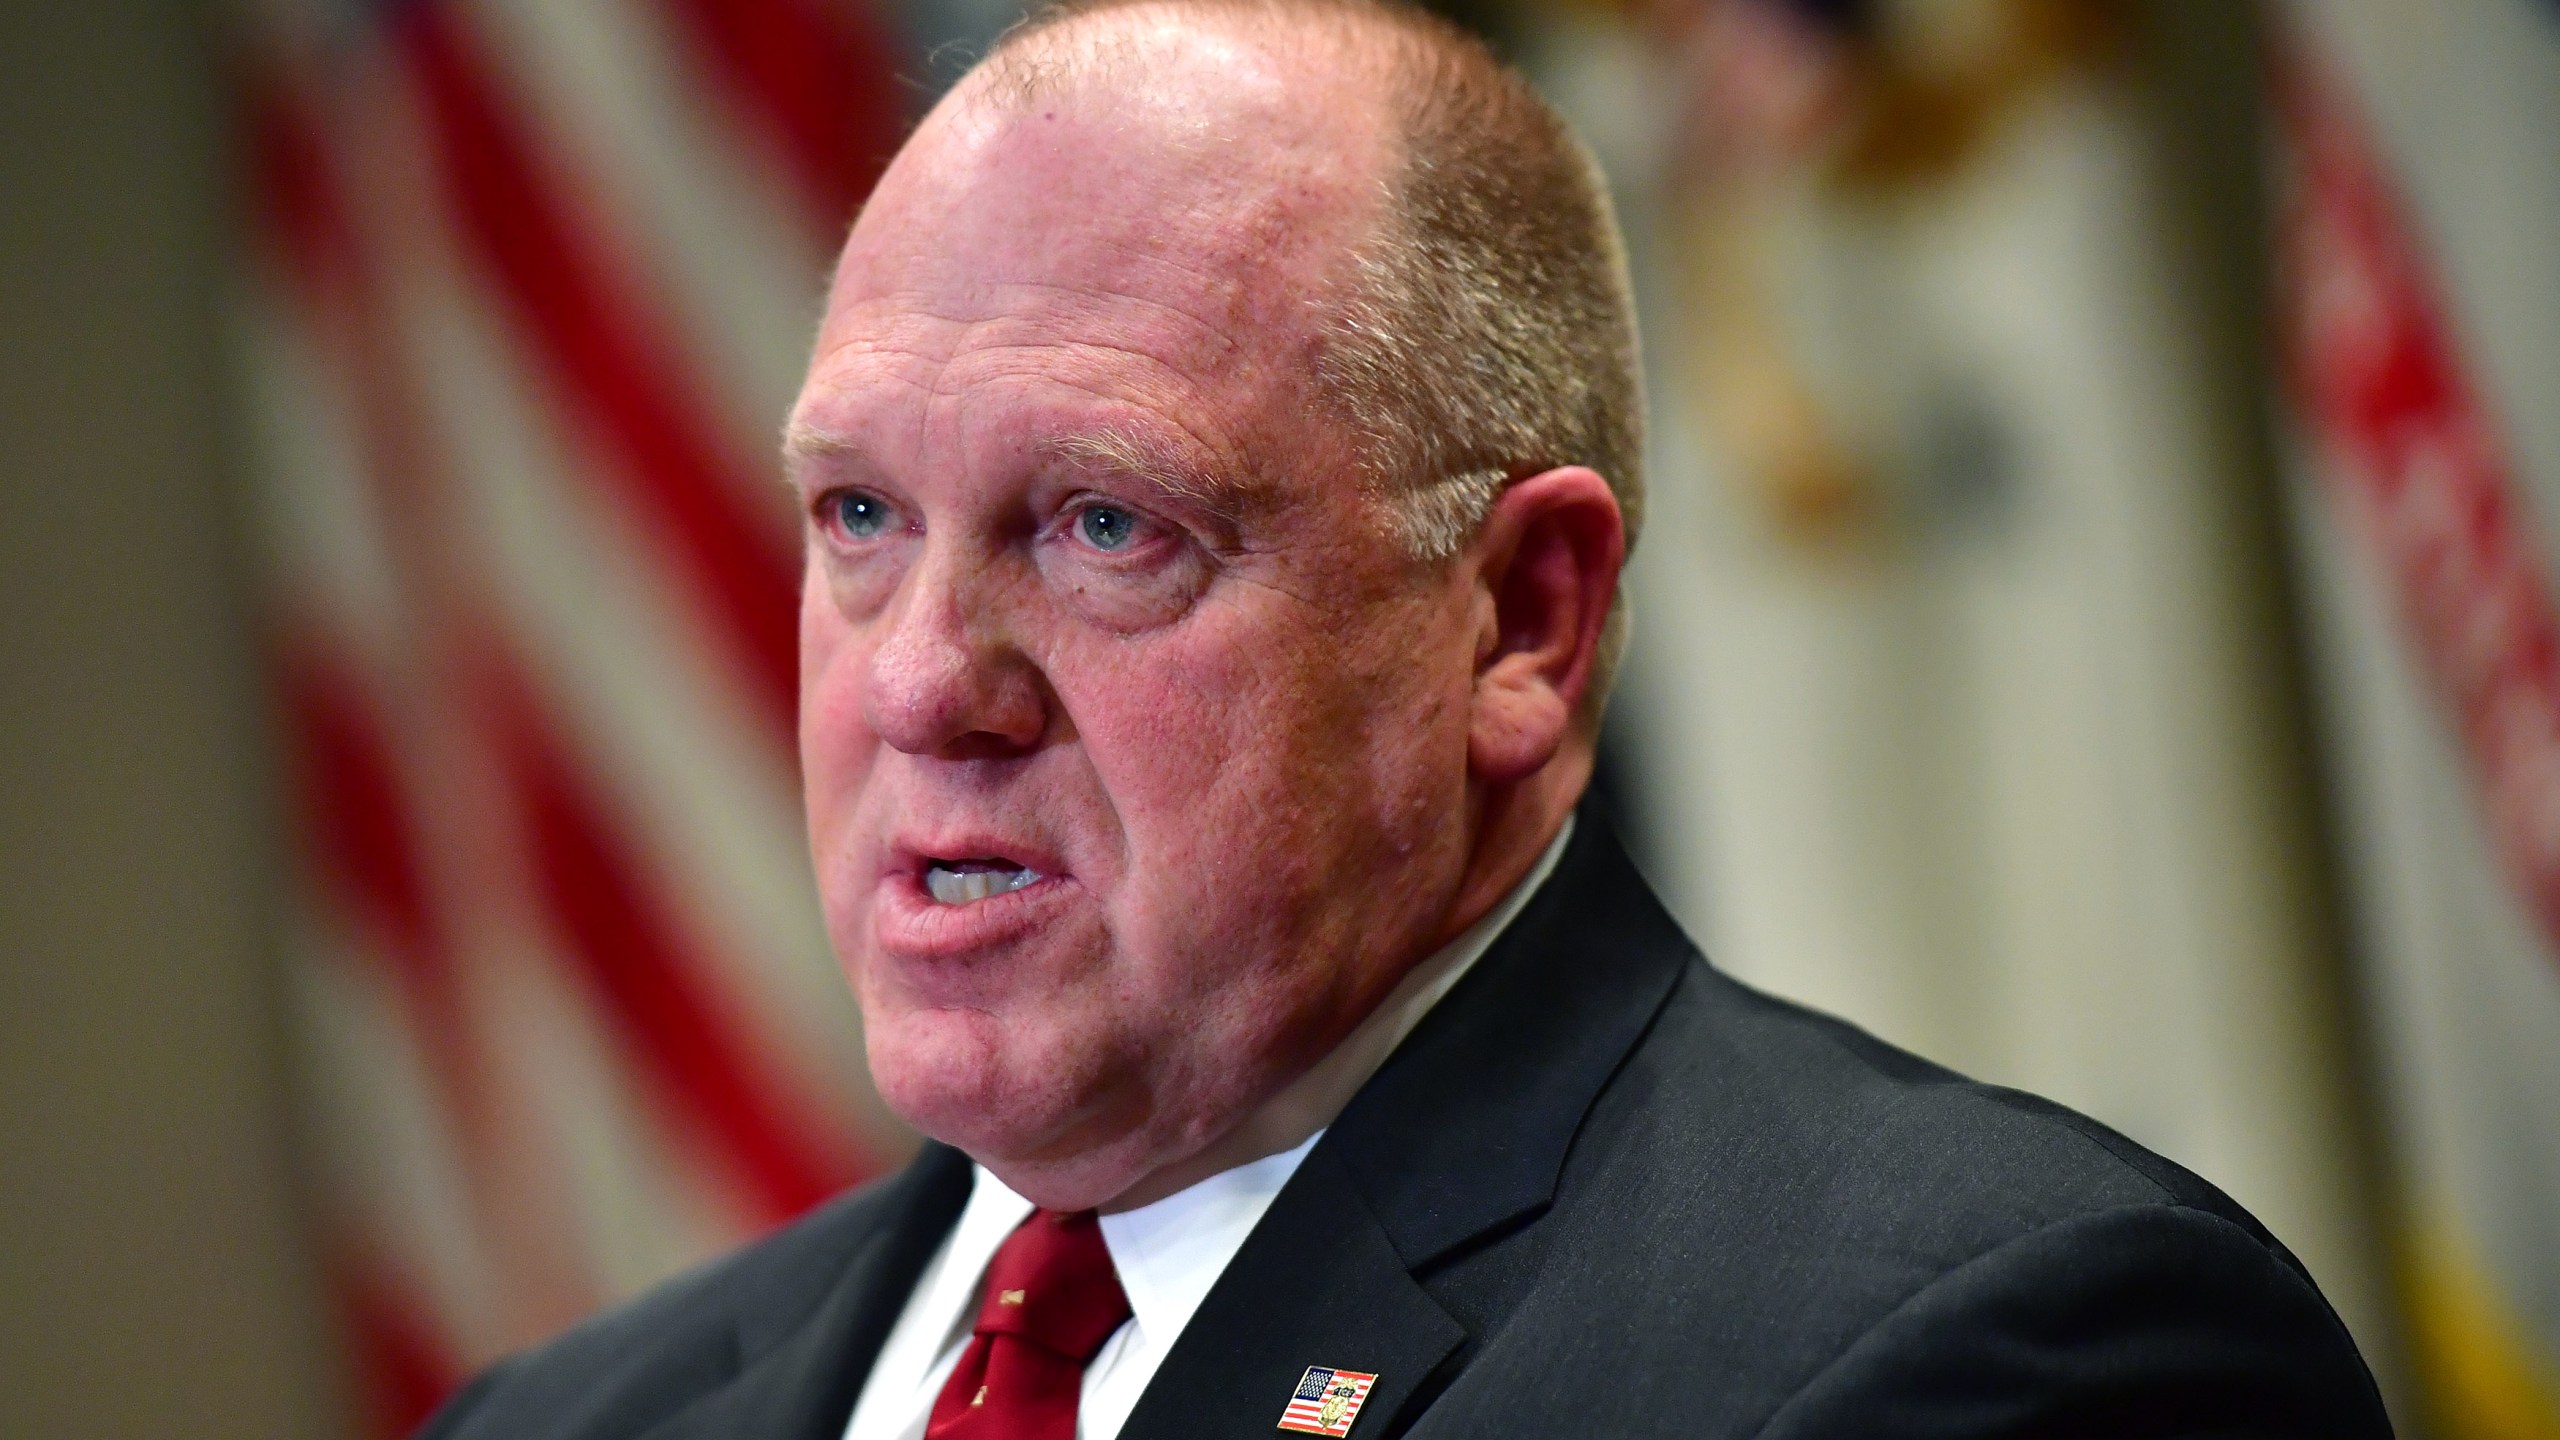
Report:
798,581,881,853
1238,587,1480,909
1047,604,1275,805
1055,584,1469,922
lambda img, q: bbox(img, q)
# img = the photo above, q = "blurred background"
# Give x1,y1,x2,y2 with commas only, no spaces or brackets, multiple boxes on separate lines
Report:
3,0,2555,1434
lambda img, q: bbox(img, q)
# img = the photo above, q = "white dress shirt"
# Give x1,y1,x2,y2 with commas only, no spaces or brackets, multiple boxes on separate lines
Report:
842,820,1573,1440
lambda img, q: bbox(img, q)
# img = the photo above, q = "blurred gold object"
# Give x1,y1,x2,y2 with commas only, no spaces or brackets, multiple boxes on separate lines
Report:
2401,1224,2560,1440
1660,0,2116,549
1834,0,2120,191
1672,195,1879,552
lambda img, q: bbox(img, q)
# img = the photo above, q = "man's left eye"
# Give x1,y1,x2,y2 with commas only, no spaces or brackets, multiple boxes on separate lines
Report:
831,490,895,540
1076,504,1140,552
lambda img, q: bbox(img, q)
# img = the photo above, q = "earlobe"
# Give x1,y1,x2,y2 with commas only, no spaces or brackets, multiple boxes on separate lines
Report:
1464,465,1625,785
1469,678,1570,783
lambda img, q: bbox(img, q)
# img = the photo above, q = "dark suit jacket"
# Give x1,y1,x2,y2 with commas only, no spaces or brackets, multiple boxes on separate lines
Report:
423,812,2391,1439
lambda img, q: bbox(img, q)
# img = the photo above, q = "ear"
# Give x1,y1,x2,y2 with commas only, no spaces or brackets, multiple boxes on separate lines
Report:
1465,465,1626,784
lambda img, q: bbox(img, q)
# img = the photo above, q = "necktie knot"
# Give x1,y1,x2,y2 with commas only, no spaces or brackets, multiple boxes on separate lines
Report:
971,1209,1129,1361
927,1208,1130,1440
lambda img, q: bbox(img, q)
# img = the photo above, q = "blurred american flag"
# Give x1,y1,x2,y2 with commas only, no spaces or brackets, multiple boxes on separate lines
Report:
234,0,915,1429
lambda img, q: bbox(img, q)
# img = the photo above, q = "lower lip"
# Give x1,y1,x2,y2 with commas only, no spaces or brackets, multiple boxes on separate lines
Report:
872,869,1073,958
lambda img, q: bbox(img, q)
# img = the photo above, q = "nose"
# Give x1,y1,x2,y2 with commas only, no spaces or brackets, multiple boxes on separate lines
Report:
862,547,1049,760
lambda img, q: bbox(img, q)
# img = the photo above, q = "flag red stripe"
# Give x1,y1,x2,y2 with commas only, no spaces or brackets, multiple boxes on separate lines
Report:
331,1248,467,1440
244,74,355,300
484,655,863,1224
2275,42,2560,974
244,63,447,573
274,643,455,1019
654,0,907,234
395,4,801,738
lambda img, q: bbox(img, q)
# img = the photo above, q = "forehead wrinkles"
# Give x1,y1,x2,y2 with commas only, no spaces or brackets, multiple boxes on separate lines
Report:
820,281,1248,383
805,310,1260,483
810,260,1267,442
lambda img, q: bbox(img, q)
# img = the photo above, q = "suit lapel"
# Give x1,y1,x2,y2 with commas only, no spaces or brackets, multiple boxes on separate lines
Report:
1123,812,1693,1438
1115,1144,1464,1440
1331,813,1690,1269
644,1142,973,1440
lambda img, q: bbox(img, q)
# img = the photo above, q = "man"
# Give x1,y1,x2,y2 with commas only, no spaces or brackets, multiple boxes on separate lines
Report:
423,0,2391,1435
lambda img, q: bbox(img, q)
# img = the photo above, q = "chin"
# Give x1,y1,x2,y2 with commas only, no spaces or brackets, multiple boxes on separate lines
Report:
862,1004,1149,1201
865,1006,1011,1133
979,1139,1168,1212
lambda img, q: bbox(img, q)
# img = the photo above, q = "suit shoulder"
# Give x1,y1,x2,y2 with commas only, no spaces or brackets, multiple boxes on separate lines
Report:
1596,958,2282,1255
1754,1201,2391,1438
1472,962,2382,1436
1423,942,2375,1434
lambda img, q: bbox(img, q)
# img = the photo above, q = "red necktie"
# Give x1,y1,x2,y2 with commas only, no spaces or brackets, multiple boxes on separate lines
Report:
926,1210,1131,1440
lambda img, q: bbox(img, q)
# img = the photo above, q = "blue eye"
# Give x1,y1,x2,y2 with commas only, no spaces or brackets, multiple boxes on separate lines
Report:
834,491,891,539
1077,504,1138,552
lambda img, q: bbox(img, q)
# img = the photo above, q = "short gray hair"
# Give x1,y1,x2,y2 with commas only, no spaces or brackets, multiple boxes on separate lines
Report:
1311,4,1642,713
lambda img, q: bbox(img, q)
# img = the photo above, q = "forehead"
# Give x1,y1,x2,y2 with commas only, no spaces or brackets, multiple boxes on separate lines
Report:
808,31,1390,405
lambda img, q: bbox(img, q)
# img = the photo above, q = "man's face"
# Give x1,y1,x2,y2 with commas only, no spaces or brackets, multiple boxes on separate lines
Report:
789,70,1484,1207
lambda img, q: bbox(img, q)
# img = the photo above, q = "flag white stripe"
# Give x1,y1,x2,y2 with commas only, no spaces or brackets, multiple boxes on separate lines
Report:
463,0,834,479
382,223,881,1146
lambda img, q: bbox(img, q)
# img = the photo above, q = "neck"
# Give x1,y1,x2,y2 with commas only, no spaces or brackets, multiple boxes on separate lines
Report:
1442,744,1592,948
1099,763,1587,1213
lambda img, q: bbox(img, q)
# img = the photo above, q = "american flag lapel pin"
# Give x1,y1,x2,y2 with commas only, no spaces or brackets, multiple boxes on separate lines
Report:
1277,1365,1379,1436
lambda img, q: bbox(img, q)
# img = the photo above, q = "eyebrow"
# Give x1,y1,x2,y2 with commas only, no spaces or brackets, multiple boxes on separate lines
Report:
1045,426,1265,523
781,419,1267,523
779,422,861,472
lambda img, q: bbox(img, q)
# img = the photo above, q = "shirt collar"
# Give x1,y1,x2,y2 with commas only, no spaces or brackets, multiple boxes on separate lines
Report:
1094,1130,1322,1350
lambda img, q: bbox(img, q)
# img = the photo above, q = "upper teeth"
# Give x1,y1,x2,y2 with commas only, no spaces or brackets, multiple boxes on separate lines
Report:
925,864,1042,905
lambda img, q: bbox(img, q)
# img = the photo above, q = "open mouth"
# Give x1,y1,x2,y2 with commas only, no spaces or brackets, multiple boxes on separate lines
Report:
922,858,1045,906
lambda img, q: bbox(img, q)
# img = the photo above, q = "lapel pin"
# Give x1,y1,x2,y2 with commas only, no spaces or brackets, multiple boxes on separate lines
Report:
1277,1365,1379,1436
